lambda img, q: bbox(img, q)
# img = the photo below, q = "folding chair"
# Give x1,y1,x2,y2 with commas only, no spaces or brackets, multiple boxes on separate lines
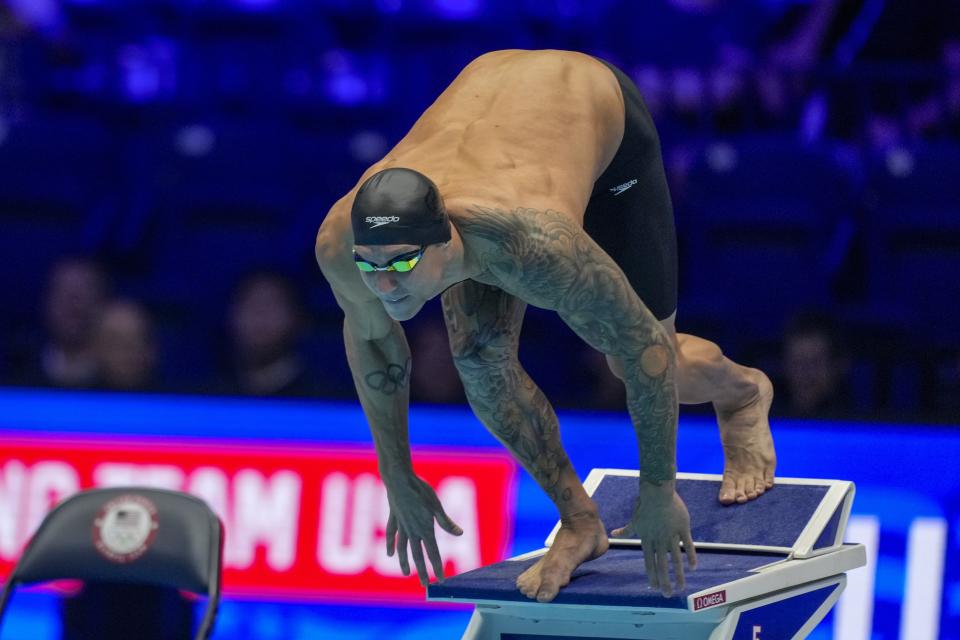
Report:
0,487,223,640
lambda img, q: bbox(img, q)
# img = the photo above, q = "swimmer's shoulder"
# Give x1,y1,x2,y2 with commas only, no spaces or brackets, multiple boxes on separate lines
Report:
316,195,350,258
449,200,522,247
450,201,553,291
315,204,389,334
315,165,385,289
450,198,578,243
316,195,367,301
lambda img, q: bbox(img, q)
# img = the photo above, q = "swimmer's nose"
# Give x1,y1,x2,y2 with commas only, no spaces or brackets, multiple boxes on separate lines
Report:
372,272,400,296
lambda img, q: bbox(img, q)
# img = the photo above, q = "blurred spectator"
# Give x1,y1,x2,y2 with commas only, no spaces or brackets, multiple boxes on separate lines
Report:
93,300,160,392
775,311,853,418
408,314,464,405
219,270,320,397
907,39,960,139
608,0,778,69
824,0,960,142
752,0,841,132
708,43,753,133
13,256,111,389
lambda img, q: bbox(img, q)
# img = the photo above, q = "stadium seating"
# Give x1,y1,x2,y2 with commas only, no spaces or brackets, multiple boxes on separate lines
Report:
681,135,858,343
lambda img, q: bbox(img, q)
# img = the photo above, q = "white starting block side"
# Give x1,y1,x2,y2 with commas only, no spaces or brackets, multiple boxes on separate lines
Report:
428,470,867,640
707,575,847,640
459,599,726,640
687,543,864,614
454,574,848,640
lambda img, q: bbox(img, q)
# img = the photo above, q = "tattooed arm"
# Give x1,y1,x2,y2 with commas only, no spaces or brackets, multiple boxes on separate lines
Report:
315,212,417,479
459,206,678,487
458,205,696,596
316,231,461,586
339,294,415,477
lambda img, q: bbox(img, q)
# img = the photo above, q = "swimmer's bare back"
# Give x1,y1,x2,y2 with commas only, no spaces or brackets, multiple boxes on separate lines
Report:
329,50,626,231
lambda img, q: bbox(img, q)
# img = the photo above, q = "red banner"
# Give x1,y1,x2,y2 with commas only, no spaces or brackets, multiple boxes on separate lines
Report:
0,434,517,602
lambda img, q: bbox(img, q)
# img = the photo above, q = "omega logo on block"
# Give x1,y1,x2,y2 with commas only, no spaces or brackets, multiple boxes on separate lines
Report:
693,590,727,611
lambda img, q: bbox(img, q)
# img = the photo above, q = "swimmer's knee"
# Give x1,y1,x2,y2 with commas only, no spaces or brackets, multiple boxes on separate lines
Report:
608,342,674,380
639,343,671,378
605,354,625,381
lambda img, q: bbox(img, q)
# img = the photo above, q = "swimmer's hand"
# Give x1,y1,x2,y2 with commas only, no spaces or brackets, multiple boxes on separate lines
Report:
611,484,697,598
383,473,463,587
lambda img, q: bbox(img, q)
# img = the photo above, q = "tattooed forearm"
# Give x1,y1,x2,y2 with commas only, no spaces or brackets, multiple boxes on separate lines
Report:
343,319,415,479
457,357,572,503
622,346,678,486
443,282,580,508
365,358,411,395
459,206,678,487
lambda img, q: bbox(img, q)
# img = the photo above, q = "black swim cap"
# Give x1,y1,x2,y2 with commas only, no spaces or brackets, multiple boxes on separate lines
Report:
351,168,451,246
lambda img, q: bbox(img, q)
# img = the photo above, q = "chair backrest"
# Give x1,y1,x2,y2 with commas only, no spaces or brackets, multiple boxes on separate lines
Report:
0,487,223,640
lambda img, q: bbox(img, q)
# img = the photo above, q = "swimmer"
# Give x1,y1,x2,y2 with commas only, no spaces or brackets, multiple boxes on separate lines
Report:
316,49,776,602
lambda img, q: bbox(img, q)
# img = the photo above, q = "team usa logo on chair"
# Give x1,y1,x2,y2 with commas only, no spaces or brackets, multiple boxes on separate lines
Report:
92,495,160,564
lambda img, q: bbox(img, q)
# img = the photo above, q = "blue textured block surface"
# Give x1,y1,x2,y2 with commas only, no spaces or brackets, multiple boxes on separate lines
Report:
428,548,785,608
592,476,829,548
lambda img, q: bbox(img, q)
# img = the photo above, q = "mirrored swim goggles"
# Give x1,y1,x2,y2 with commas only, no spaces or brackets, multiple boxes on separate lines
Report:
353,246,425,273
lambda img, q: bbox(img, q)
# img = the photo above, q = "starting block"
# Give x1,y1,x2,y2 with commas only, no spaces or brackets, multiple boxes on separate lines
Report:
428,470,866,640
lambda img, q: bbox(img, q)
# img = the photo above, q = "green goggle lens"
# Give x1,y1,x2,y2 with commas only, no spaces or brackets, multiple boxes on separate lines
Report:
354,249,424,273
391,256,420,272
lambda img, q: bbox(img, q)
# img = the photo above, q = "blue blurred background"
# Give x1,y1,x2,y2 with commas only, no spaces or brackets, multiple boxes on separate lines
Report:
0,0,958,638
0,0,958,418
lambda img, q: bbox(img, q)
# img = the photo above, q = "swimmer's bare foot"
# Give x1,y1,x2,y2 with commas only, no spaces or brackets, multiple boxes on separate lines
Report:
716,369,776,505
516,510,609,603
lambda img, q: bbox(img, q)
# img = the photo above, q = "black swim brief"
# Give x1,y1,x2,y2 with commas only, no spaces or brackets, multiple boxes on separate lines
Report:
583,58,678,321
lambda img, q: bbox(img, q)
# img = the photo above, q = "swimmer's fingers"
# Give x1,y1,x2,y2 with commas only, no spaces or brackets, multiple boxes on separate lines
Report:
655,542,672,597
397,529,411,576
410,536,429,587
423,528,446,582
671,538,685,592
434,508,463,536
643,540,659,591
386,513,398,556
683,529,698,571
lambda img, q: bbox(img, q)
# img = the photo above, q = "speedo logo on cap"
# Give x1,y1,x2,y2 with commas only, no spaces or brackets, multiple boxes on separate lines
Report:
366,216,400,228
